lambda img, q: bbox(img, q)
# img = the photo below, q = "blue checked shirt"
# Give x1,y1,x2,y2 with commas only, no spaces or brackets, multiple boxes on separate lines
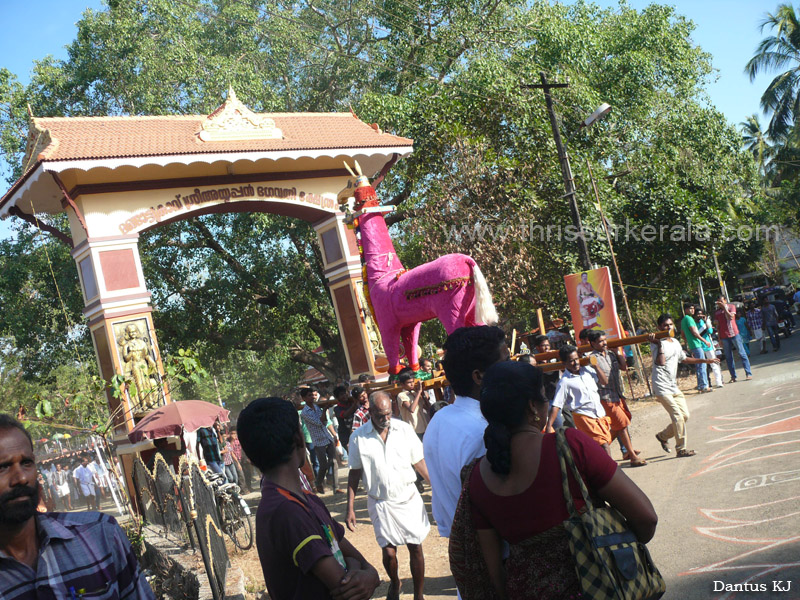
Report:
746,308,763,332
301,404,334,447
0,511,154,600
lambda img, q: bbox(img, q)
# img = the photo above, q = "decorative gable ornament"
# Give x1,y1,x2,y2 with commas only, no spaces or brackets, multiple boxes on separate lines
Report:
199,87,283,142
22,119,55,167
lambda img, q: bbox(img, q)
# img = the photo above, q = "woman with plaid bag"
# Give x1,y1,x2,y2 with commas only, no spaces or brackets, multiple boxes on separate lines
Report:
450,361,658,599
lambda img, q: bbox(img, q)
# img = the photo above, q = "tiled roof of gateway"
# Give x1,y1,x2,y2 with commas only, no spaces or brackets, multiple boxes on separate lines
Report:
28,112,412,162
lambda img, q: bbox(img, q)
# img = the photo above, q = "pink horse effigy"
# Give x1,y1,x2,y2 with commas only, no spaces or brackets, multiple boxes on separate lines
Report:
345,164,498,376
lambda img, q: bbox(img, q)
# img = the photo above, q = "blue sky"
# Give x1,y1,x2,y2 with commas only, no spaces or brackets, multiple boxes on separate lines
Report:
0,0,779,237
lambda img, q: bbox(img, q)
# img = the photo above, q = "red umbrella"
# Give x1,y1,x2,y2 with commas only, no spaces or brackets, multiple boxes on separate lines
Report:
128,400,230,443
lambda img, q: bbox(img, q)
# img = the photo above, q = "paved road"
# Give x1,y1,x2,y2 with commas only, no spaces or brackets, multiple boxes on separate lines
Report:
627,330,800,599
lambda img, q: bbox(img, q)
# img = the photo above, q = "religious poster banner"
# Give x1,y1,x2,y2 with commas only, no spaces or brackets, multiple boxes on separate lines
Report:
564,267,621,340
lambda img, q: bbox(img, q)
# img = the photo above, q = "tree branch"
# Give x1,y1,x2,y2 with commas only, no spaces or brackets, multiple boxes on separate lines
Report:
289,345,340,382
190,218,279,305
385,208,414,227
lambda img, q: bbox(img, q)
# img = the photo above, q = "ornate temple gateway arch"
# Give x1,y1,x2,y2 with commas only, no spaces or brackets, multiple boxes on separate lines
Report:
0,91,412,442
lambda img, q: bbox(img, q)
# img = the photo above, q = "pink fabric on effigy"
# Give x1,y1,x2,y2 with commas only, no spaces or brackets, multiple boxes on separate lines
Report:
350,172,498,375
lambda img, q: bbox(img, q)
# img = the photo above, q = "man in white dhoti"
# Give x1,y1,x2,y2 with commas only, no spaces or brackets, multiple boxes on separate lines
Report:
346,392,430,600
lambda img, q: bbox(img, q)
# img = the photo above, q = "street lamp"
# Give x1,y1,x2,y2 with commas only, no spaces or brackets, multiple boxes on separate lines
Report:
526,73,611,270
582,103,611,128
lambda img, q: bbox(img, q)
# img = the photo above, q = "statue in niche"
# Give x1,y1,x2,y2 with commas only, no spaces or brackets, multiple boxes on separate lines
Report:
118,323,159,410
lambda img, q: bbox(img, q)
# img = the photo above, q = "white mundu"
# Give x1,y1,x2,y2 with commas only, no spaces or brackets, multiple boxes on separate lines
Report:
349,418,430,547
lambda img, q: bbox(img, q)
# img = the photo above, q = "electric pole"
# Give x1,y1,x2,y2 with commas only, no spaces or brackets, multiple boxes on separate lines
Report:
526,72,592,270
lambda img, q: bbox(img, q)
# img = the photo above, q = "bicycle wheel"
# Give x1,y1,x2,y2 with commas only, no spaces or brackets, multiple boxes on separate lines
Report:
224,499,254,550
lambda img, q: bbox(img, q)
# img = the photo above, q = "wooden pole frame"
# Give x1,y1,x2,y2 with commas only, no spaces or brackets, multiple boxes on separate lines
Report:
586,159,652,397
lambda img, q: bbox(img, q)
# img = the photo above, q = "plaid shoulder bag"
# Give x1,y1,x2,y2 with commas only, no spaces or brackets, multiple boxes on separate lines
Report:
555,428,666,600
448,459,500,600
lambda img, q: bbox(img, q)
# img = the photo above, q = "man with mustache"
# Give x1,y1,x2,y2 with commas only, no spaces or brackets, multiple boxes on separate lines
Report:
0,413,154,599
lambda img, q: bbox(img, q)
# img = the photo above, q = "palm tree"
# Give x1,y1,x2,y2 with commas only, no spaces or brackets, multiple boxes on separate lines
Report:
741,114,775,179
746,4,800,138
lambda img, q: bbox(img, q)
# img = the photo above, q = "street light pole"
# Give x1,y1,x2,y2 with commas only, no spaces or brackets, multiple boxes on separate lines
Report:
529,72,592,270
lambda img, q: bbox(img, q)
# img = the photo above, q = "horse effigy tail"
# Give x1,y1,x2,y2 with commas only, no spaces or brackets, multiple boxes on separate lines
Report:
472,264,499,325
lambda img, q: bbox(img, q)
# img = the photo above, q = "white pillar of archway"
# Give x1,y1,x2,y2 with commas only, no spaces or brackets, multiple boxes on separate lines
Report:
71,234,170,436
314,213,384,379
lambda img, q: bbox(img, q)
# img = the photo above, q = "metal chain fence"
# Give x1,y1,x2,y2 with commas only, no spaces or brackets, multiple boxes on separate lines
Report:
133,455,229,600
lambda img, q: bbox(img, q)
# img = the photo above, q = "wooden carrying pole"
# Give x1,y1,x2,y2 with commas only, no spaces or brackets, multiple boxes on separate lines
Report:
538,355,596,373
531,328,673,362
537,308,546,337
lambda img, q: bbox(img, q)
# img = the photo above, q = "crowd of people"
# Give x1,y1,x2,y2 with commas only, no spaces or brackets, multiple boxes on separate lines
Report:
36,453,114,512
1,289,795,599
237,291,798,599
236,322,667,600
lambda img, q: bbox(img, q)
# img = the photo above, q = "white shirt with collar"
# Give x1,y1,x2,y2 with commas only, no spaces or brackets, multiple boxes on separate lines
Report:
422,394,487,538
348,418,424,503
552,366,605,419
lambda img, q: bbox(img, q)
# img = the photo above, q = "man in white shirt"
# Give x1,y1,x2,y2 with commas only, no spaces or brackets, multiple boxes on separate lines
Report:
73,454,99,510
545,345,612,454
89,456,108,499
346,392,430,600
648,313,719,457
423,326,508,540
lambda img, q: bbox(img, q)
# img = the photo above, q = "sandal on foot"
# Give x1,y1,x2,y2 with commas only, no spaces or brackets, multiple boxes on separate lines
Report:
676,449,696,457
630,458,648,467
655,433,671,453
622,449,642,461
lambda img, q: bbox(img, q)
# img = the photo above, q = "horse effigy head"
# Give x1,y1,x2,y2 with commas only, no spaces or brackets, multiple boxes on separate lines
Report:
344,161,380,211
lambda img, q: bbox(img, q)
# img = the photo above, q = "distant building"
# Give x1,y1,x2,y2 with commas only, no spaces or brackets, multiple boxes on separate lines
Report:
739,227,800,288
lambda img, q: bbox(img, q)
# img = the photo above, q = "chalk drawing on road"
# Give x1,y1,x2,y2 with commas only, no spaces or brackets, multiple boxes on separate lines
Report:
734,469,800,492
710,397,797,424
683,497,800,599
691,396,800,478
680,378,800,597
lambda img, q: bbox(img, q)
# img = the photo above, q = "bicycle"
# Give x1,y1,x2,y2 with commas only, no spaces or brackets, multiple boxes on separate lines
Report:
206,472,254,550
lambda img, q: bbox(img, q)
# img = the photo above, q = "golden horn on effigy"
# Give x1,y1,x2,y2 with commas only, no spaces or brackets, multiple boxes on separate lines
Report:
343,161,356,177
354,160,364,176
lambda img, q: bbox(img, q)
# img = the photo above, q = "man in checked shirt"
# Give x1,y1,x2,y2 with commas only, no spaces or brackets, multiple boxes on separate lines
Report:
0,413,154,599
300,387,343,495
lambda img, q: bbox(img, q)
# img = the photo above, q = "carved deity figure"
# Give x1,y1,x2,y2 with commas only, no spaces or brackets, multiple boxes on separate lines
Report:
119,324,159,409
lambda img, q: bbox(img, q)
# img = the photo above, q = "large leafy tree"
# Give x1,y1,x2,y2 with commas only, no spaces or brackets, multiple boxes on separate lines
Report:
0,0,766,395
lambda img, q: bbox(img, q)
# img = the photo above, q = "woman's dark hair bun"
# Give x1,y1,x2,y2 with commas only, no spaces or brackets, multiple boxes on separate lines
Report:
480,361,546,475
484,422,512,475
